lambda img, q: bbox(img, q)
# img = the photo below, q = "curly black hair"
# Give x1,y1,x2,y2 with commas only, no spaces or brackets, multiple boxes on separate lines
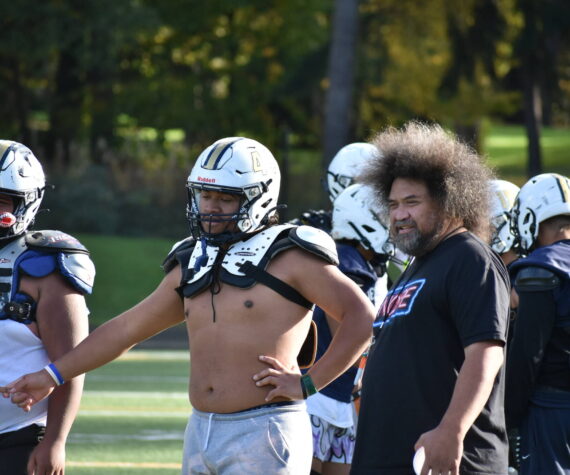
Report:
360,121,494,241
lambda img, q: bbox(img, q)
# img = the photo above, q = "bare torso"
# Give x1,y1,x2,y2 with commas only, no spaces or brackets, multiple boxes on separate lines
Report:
183,250,312,413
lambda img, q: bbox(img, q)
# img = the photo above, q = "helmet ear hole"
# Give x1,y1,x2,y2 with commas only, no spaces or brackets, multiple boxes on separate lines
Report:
332,184,391,256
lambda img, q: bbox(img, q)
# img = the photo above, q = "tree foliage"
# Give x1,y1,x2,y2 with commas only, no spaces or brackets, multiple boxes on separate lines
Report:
1,0,569,236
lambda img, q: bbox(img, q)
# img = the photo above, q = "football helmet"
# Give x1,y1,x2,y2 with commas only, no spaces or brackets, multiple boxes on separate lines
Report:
489,179,520,254
512,172,570,254
186,137,280,245
332,183,393,256
0,141,45,240
326,142,377,203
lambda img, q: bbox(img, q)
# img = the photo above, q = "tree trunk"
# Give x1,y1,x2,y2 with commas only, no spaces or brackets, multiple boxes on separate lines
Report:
520,0,542,177
322,0,360,178
11,59,31,146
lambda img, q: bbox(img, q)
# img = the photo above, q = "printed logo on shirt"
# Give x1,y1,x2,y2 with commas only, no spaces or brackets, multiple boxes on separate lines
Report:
373,279,425,329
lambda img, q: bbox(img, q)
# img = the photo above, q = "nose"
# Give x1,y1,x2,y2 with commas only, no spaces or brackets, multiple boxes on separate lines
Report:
390,203,410,223
201,198,221,214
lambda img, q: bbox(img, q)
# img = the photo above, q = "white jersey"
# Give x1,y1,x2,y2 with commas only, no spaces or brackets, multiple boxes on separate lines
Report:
0,319,48,433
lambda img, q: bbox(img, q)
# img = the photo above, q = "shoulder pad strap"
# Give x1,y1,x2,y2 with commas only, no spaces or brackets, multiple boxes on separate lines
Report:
237,261,312,309
289,226,339,266
515,266,560,292
25,230,89,254
162,237,196,274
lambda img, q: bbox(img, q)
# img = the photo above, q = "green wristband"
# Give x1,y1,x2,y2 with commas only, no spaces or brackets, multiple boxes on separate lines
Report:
300,374,318,399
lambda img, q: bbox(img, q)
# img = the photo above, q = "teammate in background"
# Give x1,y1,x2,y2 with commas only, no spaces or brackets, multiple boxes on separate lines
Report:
292,142,378,233
0,141,94,474
307,183,392,475
489,179,522,472
489,179,521,267
4,137,374,474
352,122,510,475
506,173,570,475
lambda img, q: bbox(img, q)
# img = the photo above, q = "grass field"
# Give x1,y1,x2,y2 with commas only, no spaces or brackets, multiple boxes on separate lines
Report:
483,123,570,184
66,350,189,475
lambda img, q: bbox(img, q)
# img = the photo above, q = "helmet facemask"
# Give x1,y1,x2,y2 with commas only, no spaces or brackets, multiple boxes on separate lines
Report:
186,178,277,246
490,211,515,254
326,142,377,203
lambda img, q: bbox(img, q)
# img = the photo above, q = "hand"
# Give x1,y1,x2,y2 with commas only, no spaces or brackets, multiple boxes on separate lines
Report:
27,438,66,475
252,355,304,402
414,424,463,475
2,369,56,412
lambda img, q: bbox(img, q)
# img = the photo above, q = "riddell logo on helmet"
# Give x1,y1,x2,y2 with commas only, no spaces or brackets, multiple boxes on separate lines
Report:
197,176,216,183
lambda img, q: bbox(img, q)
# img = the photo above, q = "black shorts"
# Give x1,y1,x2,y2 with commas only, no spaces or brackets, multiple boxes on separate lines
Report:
0,424,45,475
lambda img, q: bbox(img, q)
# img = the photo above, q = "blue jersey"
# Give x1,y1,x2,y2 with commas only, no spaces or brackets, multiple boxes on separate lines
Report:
312,243,377,403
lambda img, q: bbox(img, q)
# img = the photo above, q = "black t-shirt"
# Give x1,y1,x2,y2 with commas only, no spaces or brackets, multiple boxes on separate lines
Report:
352,233,510,475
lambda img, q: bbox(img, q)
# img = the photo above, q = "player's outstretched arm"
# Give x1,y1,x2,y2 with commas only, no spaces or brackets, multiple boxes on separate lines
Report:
3,267,184,411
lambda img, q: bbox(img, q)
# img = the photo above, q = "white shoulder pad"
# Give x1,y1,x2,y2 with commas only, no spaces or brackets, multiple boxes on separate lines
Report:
290,225,339,265
220,224,295,277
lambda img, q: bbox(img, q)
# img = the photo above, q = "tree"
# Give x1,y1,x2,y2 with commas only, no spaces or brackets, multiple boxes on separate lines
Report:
322,0,361,174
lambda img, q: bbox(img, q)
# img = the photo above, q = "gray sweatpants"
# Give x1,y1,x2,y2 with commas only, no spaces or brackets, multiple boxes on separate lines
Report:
182,401,312,474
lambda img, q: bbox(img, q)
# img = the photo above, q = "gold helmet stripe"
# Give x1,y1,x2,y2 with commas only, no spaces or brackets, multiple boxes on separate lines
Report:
202,138,243,170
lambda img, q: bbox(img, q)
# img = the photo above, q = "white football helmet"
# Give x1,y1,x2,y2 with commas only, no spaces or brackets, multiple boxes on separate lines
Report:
489,179,520,254
512,172,570,254
186,137,280,244
0,141,45,239
327,142,377,203
332,183,393,256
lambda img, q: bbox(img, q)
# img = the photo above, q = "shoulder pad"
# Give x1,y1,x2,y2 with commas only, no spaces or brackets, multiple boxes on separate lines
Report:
289,226,339,265
515,266,560,292
25,230,89,254
57,252,95,295
162,236,196,274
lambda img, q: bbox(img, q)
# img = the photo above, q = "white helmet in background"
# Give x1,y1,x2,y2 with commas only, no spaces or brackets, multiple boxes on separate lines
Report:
489,179,520,254
332,183,393,256
0,140,45,239
186,137,280,244
327,142,377,203
512,172,570,254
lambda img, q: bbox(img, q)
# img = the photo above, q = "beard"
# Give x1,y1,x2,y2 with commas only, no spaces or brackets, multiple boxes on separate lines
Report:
391,215,445,257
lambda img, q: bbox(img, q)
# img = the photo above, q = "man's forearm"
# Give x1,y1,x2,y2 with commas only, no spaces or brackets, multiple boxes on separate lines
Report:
44,375,85,443
309,308,372,391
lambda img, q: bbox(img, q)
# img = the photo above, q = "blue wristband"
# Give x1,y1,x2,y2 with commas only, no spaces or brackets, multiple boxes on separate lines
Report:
44,363,65,386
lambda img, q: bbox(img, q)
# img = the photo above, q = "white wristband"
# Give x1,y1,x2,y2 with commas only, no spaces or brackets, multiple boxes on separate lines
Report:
44,363,64,386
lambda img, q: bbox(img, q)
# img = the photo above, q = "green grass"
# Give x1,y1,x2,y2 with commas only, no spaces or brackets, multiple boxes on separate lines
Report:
76,235,175,327
484,123,570,185
66,350,189,475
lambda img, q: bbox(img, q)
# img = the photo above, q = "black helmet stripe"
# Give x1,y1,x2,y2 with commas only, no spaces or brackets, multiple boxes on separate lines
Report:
202,138,244,170
0,142,17,171
554,174,570,203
